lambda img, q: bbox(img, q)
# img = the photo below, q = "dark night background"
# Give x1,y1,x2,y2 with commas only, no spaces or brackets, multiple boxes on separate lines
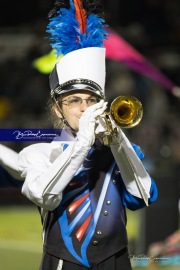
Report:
0,0,180,253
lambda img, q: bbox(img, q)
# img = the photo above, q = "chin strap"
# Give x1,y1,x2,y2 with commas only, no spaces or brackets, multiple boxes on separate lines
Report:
63,119,77,137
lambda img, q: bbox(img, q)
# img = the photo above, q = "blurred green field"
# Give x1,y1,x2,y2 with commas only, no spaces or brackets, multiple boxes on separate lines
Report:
0,206,42,270
0,206,179,270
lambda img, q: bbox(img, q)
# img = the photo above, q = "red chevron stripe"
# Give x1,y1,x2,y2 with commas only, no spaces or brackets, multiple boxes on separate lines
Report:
68,193,89,215
75,213,92,241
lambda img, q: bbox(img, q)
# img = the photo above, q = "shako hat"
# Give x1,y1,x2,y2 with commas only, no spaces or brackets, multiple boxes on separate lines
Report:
47,0,108,99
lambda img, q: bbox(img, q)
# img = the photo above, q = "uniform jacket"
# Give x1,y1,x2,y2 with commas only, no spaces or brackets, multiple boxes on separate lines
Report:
19,132,158,268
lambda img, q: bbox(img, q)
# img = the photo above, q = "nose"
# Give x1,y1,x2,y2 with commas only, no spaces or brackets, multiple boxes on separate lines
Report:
79,99,89,111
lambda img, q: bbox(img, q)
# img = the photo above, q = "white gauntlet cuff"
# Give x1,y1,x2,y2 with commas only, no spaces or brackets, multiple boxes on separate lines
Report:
110,130,151,206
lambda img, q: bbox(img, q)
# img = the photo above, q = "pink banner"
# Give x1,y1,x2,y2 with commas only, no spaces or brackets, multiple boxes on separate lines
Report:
104,29,178,93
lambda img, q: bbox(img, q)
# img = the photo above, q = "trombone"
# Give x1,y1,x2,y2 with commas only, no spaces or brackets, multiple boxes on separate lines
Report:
97,96,143,145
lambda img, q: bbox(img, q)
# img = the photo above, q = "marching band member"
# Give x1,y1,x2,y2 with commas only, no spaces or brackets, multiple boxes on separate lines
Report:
19,1,158,269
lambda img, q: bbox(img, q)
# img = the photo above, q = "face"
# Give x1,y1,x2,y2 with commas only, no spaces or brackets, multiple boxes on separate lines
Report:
59,91,101,131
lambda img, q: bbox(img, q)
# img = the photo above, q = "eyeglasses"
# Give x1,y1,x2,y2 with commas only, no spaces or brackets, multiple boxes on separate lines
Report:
61,96,101,108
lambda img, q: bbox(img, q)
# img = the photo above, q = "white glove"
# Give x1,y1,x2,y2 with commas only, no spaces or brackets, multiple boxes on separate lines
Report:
95,114,123,145
95,115,107,134
76,100,107,147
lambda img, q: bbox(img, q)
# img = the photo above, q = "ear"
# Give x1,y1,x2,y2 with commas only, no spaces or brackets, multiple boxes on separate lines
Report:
54,106,63,119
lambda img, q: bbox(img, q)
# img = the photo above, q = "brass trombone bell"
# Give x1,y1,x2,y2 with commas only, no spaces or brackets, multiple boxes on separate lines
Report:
96,96,143,145
110,96,143,128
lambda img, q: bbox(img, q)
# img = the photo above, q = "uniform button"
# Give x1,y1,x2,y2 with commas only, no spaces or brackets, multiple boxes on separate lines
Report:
104,210,108,216
113,179,117,184
106,200,111,205
97,230,102,235
93,240,99,246
115,170,120,175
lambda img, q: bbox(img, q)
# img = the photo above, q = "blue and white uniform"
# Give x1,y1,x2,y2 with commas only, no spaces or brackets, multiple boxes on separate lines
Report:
19,129,158,269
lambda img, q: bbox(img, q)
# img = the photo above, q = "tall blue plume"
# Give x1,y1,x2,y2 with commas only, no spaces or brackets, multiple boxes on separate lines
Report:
46,0,108,57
